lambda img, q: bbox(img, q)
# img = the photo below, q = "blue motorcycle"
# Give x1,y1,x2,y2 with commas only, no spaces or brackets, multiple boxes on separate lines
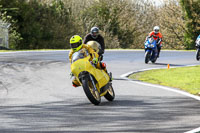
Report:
144,37,158,64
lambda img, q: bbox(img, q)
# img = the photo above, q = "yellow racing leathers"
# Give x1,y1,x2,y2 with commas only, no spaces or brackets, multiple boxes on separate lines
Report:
69,44,101,87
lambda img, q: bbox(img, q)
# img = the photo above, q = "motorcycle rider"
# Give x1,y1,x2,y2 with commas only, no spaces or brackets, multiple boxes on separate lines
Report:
145,26,163,58
69,35,109,87
83,27,105,60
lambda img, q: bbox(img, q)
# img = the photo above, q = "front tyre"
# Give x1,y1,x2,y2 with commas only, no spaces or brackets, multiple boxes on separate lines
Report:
145,51,150,64
104,85,115,101
82,77,101,105
196,48,200,61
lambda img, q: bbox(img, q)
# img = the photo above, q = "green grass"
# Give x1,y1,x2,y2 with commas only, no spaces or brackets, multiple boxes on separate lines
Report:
129,65,200,95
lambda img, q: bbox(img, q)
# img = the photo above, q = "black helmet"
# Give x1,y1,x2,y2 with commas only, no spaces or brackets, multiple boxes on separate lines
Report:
90,27,99,39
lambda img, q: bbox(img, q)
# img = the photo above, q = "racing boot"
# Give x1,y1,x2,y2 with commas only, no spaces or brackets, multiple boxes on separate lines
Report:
72,77,81,87
100,62,113,81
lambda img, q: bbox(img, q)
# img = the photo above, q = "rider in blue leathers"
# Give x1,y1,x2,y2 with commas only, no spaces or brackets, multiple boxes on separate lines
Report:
196,35,200,47
197,35,200,39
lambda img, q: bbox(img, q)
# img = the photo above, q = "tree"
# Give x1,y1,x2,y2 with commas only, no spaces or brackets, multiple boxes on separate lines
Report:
80,0,141,48
0,0,22,49
0,0,75,49
180,0,200,49
158,0,186,49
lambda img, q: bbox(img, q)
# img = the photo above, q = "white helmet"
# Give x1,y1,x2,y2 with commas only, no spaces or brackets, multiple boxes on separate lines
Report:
153,26,160,34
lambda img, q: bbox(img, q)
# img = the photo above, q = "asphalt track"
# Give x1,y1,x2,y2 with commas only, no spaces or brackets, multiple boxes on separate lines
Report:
0,50,199,133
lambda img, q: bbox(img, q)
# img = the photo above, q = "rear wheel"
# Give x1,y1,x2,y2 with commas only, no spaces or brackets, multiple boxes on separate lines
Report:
104,84,115,101
151,55,157,63
145,51,150,64
82,77,101,105
196,49,200,61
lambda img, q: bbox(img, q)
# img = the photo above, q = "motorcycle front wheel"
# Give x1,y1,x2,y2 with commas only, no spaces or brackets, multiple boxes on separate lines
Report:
104,84,115,101
145,51,150,64
82,76,101,105
196,48,200,61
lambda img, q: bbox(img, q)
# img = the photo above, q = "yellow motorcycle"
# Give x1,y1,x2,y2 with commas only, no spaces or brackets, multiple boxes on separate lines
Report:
70,48,115,105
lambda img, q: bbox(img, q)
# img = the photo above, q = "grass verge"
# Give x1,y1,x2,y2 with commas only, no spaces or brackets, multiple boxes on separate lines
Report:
129,65,200,95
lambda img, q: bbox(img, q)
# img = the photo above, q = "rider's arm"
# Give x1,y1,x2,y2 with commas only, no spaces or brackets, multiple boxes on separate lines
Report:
157,38,162,45
158,33,163,44
83,34,90,44
148,31,154,37
83,44,99,59
99,35,105,53
146,32,154,43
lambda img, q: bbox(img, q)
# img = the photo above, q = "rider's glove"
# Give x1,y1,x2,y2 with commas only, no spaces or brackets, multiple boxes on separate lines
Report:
92,58,98,64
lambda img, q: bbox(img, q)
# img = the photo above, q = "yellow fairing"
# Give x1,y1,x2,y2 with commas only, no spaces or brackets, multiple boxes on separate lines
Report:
71,55,109,93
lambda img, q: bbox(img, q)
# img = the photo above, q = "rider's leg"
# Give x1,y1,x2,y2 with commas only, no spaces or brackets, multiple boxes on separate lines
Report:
100,62,107,73
157,45,161,58
72,77,80,87
96,62,112,81
96,62,107,73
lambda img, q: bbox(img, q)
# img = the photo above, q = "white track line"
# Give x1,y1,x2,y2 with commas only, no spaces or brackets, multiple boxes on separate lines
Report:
121,65,200,101
184,127,200,133
121,65,200,133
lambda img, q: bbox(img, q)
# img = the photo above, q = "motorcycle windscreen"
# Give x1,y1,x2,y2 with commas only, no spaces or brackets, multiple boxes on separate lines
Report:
149,38,154,44
71,49,89,63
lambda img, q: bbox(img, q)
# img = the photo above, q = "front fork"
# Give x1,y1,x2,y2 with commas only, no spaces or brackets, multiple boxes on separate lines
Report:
89,74,98,92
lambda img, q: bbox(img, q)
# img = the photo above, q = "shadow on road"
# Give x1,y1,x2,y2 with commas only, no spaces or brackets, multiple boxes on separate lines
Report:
0,96,199,133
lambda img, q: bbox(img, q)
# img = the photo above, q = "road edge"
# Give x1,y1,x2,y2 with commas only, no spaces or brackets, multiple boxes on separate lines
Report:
120,65,200,133
120,65,200,101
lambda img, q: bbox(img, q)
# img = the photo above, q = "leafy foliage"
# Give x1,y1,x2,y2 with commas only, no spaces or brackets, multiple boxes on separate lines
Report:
0,0,74,49
157,0,185,49
81,0,138,48
180,0,200,49
0,0,199,50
